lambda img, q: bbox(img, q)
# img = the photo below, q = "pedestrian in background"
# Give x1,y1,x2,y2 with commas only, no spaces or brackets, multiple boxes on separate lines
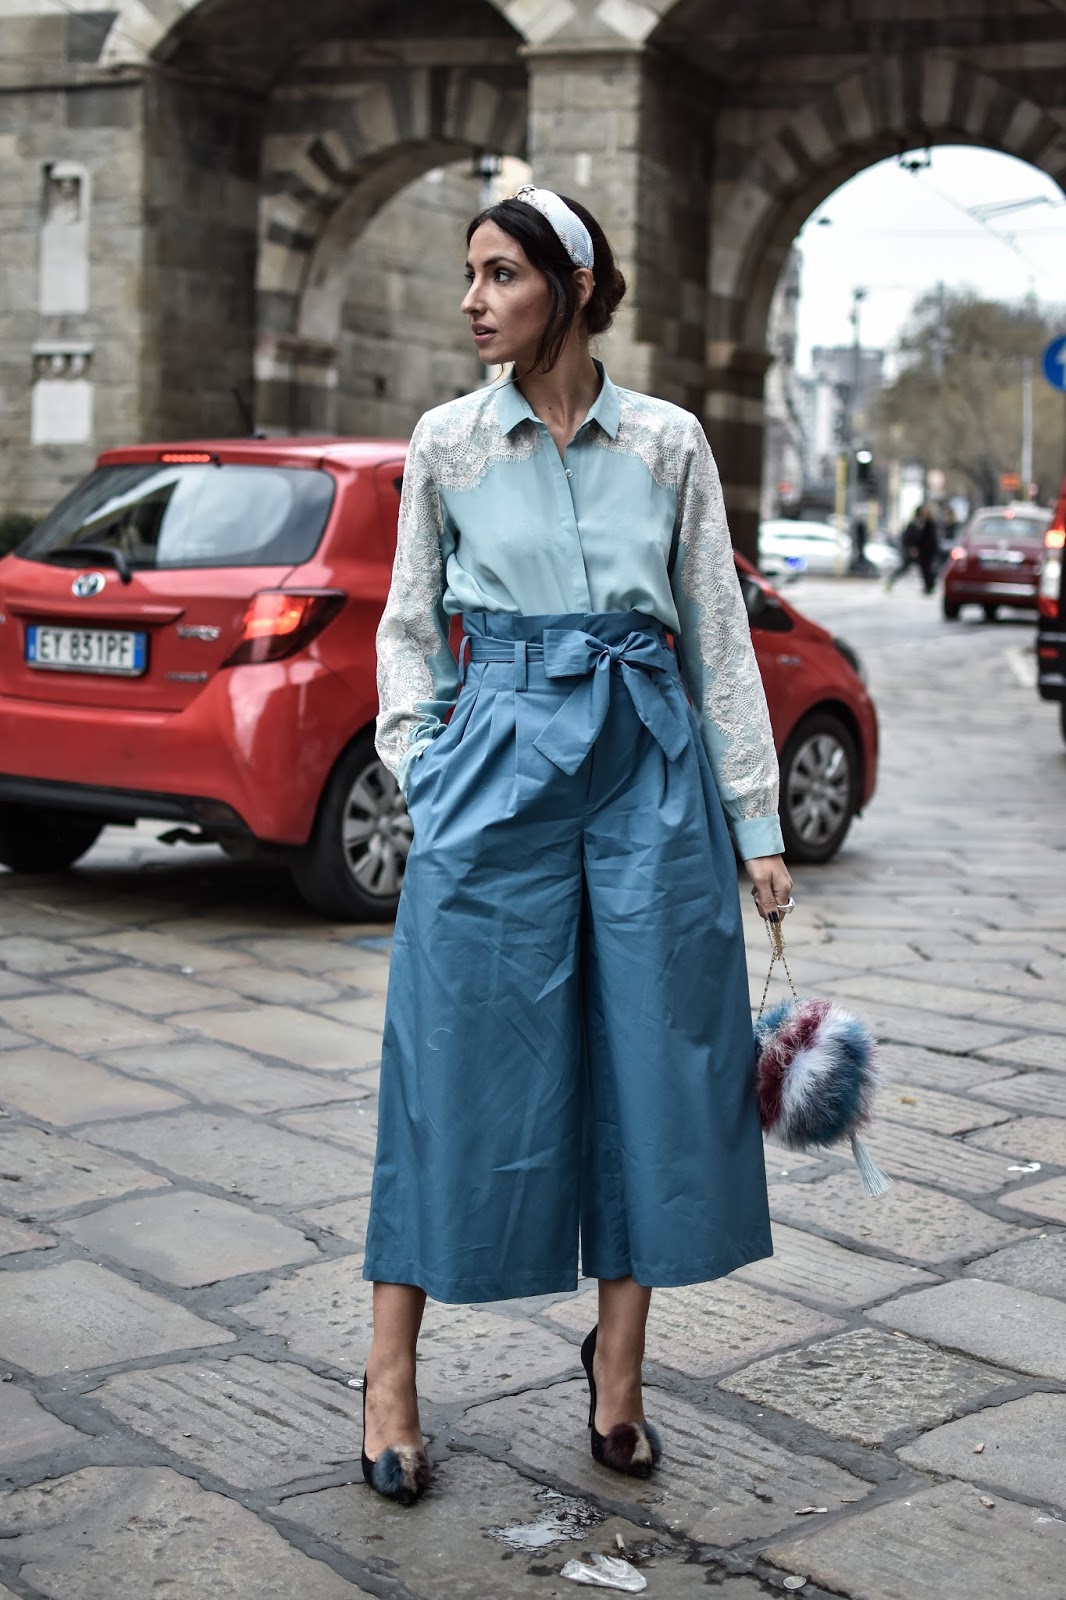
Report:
887,504,939,594
361,184,791,1507
938,504,958,571
850,516,869,574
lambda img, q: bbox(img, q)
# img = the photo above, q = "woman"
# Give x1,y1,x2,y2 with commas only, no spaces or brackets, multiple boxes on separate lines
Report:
361,185,792,1506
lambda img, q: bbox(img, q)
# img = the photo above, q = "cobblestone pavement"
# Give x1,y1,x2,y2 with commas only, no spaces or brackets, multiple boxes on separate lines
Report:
2,580,1065,1600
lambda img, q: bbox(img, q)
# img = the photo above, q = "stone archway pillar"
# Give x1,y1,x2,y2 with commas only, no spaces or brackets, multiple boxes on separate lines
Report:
522,43,713,415
704,342,772,565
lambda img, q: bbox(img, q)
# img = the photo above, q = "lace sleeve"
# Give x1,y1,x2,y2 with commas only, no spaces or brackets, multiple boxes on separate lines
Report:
374,417,459,795
670,419,784,859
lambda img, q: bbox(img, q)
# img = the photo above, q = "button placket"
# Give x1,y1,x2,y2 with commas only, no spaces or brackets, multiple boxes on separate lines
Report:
543,431,591,609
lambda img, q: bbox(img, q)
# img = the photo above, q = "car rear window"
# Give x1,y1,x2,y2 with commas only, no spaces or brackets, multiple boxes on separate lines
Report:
971,513,1049,542
18,462,336,570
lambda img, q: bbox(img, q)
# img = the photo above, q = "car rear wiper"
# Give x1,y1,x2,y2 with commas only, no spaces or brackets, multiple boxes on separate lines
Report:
42,544,133,585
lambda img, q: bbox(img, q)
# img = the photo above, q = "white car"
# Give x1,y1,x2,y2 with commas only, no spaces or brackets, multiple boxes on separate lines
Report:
862,538,899,576
758,519,851,578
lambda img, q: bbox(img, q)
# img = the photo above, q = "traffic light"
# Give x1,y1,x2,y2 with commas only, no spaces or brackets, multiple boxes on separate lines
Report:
855,448,874,491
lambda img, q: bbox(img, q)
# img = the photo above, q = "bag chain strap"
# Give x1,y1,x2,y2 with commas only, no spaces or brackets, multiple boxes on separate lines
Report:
757,916,799,1021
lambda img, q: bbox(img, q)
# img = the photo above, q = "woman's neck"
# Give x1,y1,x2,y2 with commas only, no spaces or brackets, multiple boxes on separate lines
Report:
513,343,601,456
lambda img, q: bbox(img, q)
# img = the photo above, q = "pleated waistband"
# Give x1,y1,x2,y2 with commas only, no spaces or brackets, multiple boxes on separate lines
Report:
461,610,667,646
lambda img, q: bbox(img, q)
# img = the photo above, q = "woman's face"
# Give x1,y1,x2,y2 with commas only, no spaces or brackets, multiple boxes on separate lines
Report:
461,221,553,371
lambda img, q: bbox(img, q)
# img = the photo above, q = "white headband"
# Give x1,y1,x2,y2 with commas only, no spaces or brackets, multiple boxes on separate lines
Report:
513,184,594,270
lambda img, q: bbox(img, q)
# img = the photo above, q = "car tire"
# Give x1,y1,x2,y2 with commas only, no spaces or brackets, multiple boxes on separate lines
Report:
291,730,413,921
0,804,103,872
983,604,998,622
942,599,960,620
779,712,859,865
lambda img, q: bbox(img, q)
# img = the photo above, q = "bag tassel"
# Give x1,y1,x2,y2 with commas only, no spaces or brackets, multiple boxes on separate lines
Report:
851,1134,891,1198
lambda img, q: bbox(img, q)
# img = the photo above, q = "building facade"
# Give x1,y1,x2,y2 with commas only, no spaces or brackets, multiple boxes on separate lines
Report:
2,0,1065,561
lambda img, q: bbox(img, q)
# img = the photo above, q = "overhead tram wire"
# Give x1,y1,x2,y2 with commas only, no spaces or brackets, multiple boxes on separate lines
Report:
908,166,1065,295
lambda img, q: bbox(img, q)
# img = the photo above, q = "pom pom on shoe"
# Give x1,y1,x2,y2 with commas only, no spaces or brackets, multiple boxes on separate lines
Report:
755,997,889,1195
597,1420,662,1478
367,1444,432,1506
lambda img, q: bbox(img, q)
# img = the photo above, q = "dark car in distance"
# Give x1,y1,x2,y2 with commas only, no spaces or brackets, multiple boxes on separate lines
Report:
1036,476,1066,743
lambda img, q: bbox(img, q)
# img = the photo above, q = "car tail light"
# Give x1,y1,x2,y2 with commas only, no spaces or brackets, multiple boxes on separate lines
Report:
1039,554,1062,618
1046,527,1065,551
950,545,966,561
159,451,217,464
222,590,345,666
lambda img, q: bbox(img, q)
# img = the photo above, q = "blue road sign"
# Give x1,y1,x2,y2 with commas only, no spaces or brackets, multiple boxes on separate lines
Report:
1043,335,1066,393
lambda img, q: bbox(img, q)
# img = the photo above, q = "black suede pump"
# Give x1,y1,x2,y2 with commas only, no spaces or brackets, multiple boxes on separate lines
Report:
580,1326,662,1478
360,1371,431,1507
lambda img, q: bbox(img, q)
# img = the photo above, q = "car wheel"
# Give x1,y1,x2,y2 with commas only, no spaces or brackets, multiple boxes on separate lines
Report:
291,730,413,921
779,712,859,865
0,804,103,872
942,599,960,620
983,604,998,622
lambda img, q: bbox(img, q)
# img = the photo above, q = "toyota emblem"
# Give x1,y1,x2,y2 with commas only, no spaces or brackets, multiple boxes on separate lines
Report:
72,572,107,598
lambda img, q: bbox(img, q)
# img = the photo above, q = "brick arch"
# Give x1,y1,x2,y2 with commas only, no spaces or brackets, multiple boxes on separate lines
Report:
715,55,1066,354
254,65,527,429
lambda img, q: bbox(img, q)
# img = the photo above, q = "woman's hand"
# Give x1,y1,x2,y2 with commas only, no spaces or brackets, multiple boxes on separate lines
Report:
745,854,793,921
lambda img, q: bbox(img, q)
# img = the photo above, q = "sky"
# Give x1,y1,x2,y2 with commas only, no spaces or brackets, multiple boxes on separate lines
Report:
793,145,1066,374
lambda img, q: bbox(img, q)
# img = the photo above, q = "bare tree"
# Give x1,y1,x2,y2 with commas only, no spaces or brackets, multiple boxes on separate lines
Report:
875,289,1066,505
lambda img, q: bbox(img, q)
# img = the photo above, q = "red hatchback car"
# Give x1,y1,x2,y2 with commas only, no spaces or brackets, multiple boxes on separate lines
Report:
0,437,877,919
942,503,1052,621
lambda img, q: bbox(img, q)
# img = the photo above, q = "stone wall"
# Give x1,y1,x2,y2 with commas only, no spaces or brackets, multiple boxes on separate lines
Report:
0,69,146,517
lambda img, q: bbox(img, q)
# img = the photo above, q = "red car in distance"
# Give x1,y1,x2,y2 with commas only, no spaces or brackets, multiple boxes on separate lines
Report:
0,437,877,919
942,503,1052,621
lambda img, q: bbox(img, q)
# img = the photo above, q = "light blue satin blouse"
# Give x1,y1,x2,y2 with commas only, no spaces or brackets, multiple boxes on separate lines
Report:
375,363,784,859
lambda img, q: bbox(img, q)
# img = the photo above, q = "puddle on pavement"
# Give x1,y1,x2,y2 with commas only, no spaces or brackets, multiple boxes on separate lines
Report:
486,1487,607,1551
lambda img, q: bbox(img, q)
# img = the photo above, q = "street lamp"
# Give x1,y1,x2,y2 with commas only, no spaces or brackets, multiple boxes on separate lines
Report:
836,287,868,526
470,152,503,211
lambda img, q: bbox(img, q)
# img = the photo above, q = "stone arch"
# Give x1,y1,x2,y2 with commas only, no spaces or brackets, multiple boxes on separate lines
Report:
99,0,528,68
254,63,527,428
701,54,1066,553
715,55,1066,353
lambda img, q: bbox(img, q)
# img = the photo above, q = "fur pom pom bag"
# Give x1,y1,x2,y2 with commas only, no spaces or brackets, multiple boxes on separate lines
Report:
754,918,889,1197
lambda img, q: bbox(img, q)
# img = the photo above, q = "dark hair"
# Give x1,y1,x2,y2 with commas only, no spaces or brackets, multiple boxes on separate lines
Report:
465,193,626,371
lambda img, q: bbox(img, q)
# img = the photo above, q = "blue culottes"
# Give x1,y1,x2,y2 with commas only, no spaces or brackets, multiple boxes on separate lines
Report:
363,611,772,1303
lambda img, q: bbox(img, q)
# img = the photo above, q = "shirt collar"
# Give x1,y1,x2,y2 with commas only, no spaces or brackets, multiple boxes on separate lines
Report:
494,360,620,441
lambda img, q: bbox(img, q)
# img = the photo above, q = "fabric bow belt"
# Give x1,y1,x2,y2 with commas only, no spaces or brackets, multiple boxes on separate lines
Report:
467,628,690,775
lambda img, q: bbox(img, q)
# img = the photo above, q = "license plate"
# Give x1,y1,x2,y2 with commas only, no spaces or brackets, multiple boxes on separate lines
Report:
978,551,1023,567
25,625,148,676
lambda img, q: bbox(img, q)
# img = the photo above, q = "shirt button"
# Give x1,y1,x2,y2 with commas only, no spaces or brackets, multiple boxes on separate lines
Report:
565,469,573,478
